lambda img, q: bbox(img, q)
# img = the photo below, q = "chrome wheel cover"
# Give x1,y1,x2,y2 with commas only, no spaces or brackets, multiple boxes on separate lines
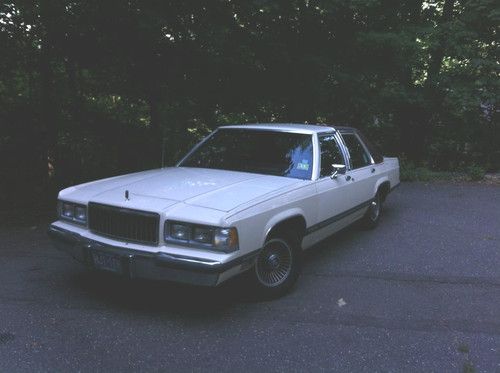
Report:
255,238,293,287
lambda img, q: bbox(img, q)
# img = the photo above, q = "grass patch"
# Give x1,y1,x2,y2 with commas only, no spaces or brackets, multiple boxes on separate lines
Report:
400,161,485,182
463,361,475,373
457,343,470,354
400,165,462,182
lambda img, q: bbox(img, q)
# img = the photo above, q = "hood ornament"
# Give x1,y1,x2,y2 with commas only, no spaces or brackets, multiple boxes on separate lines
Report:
125,190,130,200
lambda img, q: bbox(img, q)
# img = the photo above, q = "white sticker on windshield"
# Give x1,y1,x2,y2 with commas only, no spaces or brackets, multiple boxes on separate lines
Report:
297,162,309,171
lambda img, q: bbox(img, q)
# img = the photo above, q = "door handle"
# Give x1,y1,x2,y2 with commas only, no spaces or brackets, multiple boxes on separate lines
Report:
346,175,352,181
371,168,375,173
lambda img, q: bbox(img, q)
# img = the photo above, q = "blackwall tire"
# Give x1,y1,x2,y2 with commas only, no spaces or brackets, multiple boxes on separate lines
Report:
361,192,381,229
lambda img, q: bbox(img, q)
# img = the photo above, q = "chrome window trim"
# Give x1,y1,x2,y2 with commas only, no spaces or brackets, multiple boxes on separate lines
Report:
317,131,349,178
338,130,375,170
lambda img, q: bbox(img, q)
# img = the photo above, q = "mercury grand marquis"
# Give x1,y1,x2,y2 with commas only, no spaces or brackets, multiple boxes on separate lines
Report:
48,124,400,297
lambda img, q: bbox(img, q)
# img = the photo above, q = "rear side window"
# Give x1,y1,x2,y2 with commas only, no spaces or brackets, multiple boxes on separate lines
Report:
341,133,372,169
356,131,383,163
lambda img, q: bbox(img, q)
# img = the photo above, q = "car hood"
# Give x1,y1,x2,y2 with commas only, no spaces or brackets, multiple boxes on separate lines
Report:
59,167,303,213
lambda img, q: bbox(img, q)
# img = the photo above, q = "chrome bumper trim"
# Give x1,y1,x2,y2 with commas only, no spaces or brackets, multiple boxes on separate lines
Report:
47,224,257,286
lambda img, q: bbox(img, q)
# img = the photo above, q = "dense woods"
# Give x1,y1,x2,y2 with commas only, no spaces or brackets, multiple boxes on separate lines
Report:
1,0,498,209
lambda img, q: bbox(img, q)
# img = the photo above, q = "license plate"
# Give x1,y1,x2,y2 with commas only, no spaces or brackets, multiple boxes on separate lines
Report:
92,251,122,273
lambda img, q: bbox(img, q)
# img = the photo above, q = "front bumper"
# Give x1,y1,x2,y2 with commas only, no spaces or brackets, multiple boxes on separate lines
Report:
48,224,257,286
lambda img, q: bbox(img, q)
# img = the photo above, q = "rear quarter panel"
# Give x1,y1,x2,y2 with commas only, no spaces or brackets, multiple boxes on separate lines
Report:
371,157,400,196
383,157,400,188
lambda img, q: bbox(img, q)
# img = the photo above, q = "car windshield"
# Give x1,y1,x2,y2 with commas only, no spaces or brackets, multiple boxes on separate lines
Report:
179,128,314,180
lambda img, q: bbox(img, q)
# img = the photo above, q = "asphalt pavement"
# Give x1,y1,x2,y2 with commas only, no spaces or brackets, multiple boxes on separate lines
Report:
0,182,499,372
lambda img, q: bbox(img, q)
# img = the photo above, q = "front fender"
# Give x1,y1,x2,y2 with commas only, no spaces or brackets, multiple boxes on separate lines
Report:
261,208,308,247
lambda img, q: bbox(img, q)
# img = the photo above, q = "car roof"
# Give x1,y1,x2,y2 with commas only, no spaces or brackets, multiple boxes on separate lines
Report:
219,123,355,134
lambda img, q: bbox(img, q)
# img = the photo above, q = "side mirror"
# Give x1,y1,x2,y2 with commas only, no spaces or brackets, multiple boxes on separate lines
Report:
330,164,347,179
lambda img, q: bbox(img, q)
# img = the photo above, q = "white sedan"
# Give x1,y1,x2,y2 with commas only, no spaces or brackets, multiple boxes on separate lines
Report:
49,124,399,297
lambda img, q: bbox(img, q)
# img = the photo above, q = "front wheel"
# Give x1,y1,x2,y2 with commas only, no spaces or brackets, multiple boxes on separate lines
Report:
250,232,301,299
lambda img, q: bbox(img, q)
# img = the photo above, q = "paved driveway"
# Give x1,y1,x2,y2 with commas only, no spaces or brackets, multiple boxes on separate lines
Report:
0,183,499,372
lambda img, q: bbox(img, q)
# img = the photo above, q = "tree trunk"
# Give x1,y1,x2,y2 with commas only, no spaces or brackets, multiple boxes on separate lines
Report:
148,92,162,167
426,0,455,89
400,0,455,163
38,0,59,191
397,0,426,162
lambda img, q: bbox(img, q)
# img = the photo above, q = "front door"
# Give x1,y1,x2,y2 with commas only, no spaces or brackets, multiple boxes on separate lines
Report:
304,133,353,247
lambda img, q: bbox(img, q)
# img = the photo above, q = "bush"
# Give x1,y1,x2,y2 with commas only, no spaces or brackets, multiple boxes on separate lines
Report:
400,158,464,182
400,159,487,182
466,165,485,181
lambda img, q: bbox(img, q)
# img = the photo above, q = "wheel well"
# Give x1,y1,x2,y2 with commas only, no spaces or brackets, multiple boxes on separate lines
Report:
266,215,307,241
378,181,391,202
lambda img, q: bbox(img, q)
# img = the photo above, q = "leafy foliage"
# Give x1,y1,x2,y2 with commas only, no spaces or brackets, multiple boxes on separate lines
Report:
0,0,498,208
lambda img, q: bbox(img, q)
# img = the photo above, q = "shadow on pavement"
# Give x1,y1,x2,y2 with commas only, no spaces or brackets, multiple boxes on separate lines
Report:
66,268,262,316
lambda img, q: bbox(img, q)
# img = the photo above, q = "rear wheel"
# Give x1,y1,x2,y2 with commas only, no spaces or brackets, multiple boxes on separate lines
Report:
361,192,381,229
251,231,301,298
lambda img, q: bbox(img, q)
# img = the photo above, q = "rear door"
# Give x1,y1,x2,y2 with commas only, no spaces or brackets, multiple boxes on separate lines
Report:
339,130,377,213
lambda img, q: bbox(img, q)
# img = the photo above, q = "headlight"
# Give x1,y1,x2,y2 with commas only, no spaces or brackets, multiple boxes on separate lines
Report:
165,221,238,252
58,201,87,225
170,223,191,241
74,206,87,223
61,202,74,219
193,226,213,244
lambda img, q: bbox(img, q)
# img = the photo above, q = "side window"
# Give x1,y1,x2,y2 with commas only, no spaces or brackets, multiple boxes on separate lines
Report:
342,133,372,169
356,130,383,163
319,135,345,177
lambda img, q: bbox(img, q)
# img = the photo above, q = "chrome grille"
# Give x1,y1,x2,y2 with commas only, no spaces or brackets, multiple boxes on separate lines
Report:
88,203,159,245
